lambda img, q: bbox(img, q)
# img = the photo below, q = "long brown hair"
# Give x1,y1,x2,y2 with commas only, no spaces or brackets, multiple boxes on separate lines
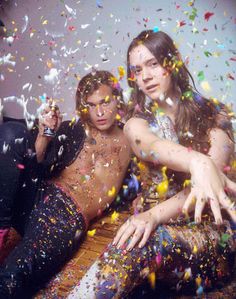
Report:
75,70,125,125
127,30,234,152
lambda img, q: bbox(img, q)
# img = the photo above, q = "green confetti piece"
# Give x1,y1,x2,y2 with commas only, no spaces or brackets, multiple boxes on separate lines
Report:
197,71,205,81
204,51,212,57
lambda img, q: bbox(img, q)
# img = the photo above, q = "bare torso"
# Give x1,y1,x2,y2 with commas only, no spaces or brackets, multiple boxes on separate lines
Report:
49,125,131,222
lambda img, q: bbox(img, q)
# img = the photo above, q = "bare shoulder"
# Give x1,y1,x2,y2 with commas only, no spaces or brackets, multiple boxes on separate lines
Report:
124,117,148,138
209,127,234,144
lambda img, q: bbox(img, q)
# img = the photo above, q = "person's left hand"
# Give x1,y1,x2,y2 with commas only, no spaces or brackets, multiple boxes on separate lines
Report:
113,210,158,251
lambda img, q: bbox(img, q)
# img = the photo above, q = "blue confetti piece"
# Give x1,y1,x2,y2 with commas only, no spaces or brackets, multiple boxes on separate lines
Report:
153,26,159,33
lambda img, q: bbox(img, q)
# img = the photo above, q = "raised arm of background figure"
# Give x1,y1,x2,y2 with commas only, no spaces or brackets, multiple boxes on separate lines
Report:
35,104,62,162
124,117,236,224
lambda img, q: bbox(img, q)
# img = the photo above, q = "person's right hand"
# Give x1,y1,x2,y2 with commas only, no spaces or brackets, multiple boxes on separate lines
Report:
38,103,62,138
113,209,158,251
183,157,236,224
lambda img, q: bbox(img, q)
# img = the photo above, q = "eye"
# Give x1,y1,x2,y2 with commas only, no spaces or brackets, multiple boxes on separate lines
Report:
102,101,111,106
151,61,159,67
87,103,96,108
134,68,141,75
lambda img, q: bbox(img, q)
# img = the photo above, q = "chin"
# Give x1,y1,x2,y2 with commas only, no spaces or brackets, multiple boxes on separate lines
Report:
95,123,113,131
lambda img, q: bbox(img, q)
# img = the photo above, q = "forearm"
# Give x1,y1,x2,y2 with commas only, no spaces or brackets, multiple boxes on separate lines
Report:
149,138,211,174
35,134,51,162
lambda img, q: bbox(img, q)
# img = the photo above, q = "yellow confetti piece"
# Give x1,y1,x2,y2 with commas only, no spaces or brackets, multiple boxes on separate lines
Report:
193,245,198,254
42,20,48,25
183,268,192,281
148,272,156,289
118,66,125,78
195,276,202,287
175,248,181,254
137,162,146,171
69,117,76,126
115,114,121,121
108,186,116,197
183,179,191,188
231,159,236,170
200,81,211,92
156,166,169,197
87,229,96,237
47,60,53,68
111,211,119,223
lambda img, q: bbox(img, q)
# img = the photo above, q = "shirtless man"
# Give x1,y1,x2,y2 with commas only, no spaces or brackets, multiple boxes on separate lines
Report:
0,70,131,299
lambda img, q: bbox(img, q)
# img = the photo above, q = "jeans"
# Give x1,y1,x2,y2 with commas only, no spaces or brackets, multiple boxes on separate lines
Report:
0,183,86,299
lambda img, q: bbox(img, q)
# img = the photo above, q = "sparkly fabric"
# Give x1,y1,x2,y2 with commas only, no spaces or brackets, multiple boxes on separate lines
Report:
95,220,235,298
134,112,186,209
0,182,86,299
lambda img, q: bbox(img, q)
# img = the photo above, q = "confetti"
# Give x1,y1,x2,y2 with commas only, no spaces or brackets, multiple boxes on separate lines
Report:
204,12,214,21
111,211,119,223
107,186,116,197
197,71,205,81
148,272,156,289
87,229,96,237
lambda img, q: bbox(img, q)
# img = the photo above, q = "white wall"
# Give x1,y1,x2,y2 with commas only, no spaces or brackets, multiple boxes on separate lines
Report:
0,0,235,123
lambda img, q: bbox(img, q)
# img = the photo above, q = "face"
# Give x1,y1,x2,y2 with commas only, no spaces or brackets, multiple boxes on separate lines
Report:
86,84,118,131
129,44,172,101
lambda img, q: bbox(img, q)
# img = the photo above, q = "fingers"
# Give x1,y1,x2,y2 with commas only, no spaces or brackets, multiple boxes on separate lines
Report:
113,221,128,245
126,227,144,251
116,224,135,249
182,191,195,216
138,225,152,248
194,195,206,223
208,197,223,224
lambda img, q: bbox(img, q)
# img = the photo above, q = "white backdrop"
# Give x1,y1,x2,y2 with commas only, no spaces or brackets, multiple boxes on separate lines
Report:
0,0,235,125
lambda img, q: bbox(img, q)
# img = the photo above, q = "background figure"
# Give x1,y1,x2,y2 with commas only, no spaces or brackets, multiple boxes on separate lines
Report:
68,30,236,299
0,103,61,254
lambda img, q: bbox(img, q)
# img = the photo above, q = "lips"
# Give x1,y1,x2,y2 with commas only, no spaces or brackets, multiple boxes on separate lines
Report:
146,84,159,91
97,119,107,125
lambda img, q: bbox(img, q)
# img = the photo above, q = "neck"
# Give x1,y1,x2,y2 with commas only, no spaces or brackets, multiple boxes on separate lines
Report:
87,123,119,139
155,89,181,123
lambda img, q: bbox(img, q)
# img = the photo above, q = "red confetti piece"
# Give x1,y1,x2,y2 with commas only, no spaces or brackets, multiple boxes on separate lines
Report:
227,73,235,80
204,12,214,21
17,164,25,169
68,26,76,31
202,28,208,32
230,57,236,62
178,20,186,27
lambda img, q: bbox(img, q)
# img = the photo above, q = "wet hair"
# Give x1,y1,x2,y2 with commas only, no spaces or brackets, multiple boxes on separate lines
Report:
75,70,125,124
127,30,234,152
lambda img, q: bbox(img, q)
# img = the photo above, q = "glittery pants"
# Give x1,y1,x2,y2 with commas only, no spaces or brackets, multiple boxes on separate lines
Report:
0,121,39,234
0,183,86,299
95,221,235,298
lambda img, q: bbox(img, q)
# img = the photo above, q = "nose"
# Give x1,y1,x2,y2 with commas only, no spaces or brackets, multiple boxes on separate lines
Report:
142,67,152,82
96,104,104,117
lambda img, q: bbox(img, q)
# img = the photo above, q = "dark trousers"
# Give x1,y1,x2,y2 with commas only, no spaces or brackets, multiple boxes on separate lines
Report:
0,121,39,235
0,183,86,299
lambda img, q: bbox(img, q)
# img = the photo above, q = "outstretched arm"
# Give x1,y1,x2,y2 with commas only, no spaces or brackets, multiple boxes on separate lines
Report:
124,118,236,223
